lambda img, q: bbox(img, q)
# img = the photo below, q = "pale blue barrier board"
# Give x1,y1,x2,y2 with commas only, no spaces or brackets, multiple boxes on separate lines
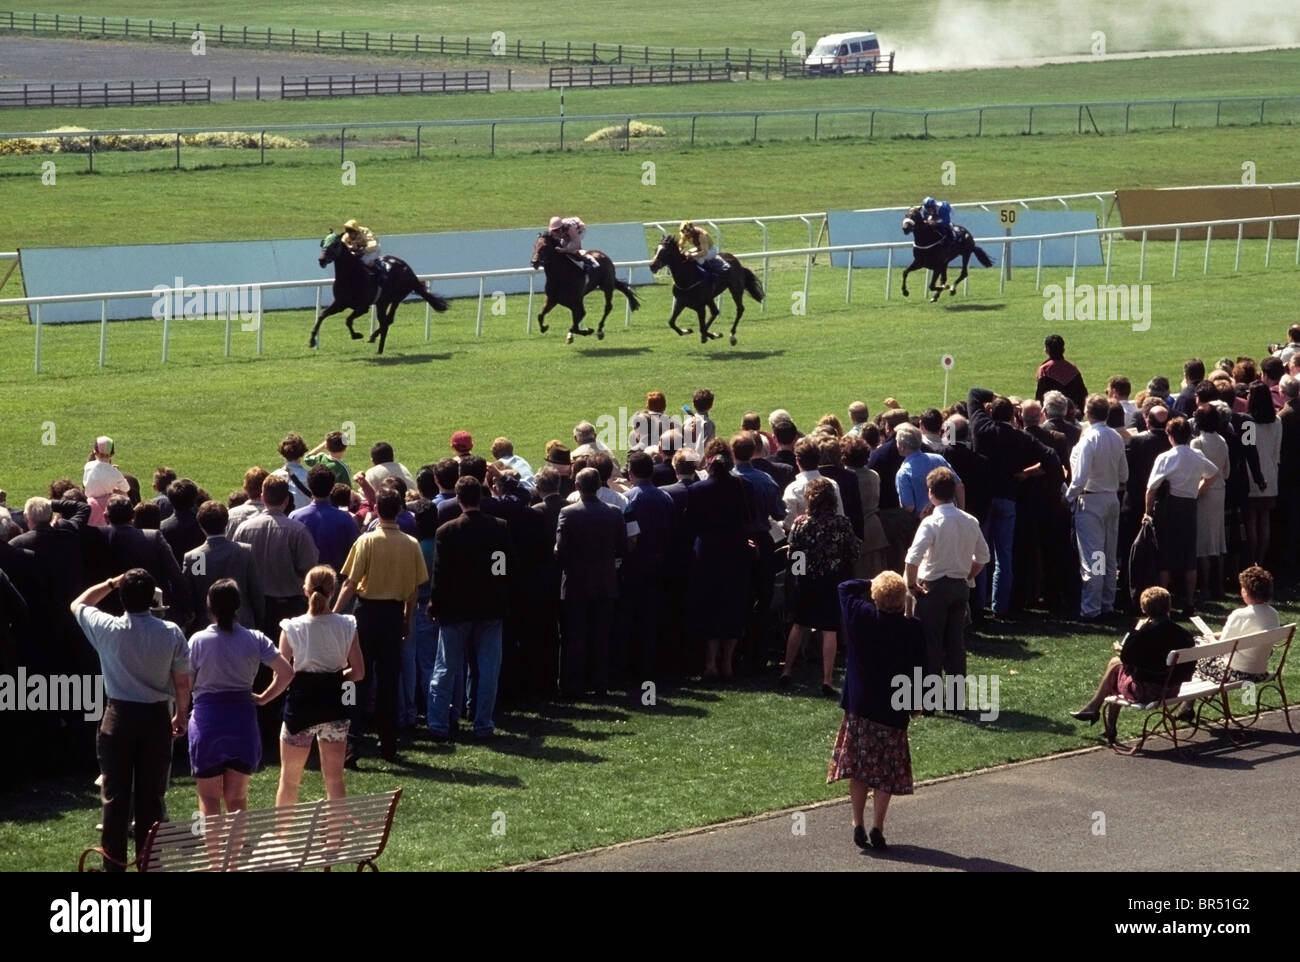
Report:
826,209,1103,270
20,222,654,324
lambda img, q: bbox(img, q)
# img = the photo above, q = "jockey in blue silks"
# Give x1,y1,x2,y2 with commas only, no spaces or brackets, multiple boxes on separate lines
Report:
922,197,958,245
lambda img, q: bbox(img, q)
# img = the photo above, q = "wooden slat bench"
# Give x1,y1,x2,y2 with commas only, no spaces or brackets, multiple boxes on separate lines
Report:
78,788,401,872
1104,624,1295,755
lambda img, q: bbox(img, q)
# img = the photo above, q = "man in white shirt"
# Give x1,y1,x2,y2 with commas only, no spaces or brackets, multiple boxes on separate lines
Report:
1106,375,1139,432
1144,415,1219,615
905,467,989,680
1065,394,1129,620
363,441,417,493
781,437,843,534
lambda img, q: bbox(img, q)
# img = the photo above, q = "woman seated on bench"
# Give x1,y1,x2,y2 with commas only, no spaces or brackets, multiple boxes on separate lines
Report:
1070,587,1196,743
1194,565,1280,685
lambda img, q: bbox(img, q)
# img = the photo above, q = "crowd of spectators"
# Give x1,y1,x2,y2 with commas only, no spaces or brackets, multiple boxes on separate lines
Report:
1,327,1297,859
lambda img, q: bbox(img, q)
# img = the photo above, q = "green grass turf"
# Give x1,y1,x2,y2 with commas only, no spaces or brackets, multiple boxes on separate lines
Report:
3,49,1299,142
10,0,1295,57
4,598,1298,872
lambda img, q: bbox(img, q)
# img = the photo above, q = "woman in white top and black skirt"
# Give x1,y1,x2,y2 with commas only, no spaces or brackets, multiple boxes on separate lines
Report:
272,565,364,806
1144,416,1220,616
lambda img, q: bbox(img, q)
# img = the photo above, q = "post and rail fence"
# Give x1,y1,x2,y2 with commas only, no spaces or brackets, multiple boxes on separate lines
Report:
4,211,1298,373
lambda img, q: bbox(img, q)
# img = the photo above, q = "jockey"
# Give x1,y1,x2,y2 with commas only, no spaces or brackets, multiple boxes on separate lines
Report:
341,218,388,282
678,220,728,276
548,215,600,272
921,197,958,246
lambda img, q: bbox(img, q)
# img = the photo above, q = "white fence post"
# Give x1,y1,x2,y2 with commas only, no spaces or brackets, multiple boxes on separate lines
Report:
99,299,108,366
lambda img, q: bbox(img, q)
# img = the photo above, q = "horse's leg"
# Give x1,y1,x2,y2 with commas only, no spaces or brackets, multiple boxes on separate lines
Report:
900,262,918,297
728,285,745,345
309,301,345,347
595,280,615,341
375,303,396,354
696,305,713,344
536,298,555,334
667,300,692,336
344,308,367,339
949,255,971,295
565,301,590,344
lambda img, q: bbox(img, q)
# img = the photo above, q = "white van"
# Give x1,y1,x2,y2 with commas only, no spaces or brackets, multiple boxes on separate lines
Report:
804,32,882,75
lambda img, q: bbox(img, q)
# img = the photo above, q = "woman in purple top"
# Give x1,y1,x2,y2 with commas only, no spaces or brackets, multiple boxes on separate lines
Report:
187,579,294,817
828,572,926,851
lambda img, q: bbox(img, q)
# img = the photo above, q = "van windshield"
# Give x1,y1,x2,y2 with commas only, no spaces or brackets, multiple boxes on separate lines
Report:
810,42,840,56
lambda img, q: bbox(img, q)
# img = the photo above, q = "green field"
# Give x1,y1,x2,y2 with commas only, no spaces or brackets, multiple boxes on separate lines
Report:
7,0,1273,55
3,49,1299,142
2,27,1299,871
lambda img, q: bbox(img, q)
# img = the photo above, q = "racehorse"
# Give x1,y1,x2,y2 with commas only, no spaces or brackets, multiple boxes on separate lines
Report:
529,232,641,343
310,232,449,355
900,206,994,302
647,234,765,345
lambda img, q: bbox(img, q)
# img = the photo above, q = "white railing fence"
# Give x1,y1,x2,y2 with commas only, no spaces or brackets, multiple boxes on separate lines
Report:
4,212,1298,373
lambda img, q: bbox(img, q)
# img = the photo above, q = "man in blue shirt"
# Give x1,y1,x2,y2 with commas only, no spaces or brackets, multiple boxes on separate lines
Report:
290,465,360,574
72,568,191,872
895,425,964,518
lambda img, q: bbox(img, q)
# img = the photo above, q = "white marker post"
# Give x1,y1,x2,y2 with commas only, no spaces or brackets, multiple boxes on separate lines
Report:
941,353,955,408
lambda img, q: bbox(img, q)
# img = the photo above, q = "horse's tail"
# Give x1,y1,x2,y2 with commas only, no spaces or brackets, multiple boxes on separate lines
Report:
615,279,641,312
416,280,450,312
972,246,994,268
742,268,765,303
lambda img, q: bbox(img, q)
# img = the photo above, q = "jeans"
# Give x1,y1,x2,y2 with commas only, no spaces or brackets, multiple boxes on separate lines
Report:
427,620,503,736
984,497,1017,616
413,600,438,723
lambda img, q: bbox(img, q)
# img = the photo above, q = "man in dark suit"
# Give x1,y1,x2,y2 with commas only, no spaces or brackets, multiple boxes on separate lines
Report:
622,452,676,686
1170,358,1204,419
182,500,264,635
12,496,96,768
100,496,188,624
769,419,799,469
426,477,512,739
525,469,567,696
159,478,205,565
659,450,699,674
555,468,626,698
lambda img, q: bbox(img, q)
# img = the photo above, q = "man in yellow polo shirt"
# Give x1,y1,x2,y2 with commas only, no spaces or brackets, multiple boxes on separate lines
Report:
335,487,427,763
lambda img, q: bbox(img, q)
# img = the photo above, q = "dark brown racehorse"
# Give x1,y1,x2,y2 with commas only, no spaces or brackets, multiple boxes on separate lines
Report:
900,206,993,302
647,234,765,345
310,232,449,354
529,232,640,343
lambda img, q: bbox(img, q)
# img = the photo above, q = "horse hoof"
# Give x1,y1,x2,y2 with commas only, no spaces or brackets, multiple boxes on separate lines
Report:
577,328,594,337
350,331,363,340
597,329,605,341
949,288,957,296
565,332,574,344
308,338,317,349
679,329,692,337
729,335,737,346
902,290,910,298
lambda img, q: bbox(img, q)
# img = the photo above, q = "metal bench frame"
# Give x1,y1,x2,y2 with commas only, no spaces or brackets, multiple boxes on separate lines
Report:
1104,624,1295,755
78,788,402,872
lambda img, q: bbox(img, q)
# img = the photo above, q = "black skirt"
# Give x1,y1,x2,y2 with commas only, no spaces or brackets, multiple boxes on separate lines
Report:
792,573,843,631
282,670,348,735
1155,496,1198,572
